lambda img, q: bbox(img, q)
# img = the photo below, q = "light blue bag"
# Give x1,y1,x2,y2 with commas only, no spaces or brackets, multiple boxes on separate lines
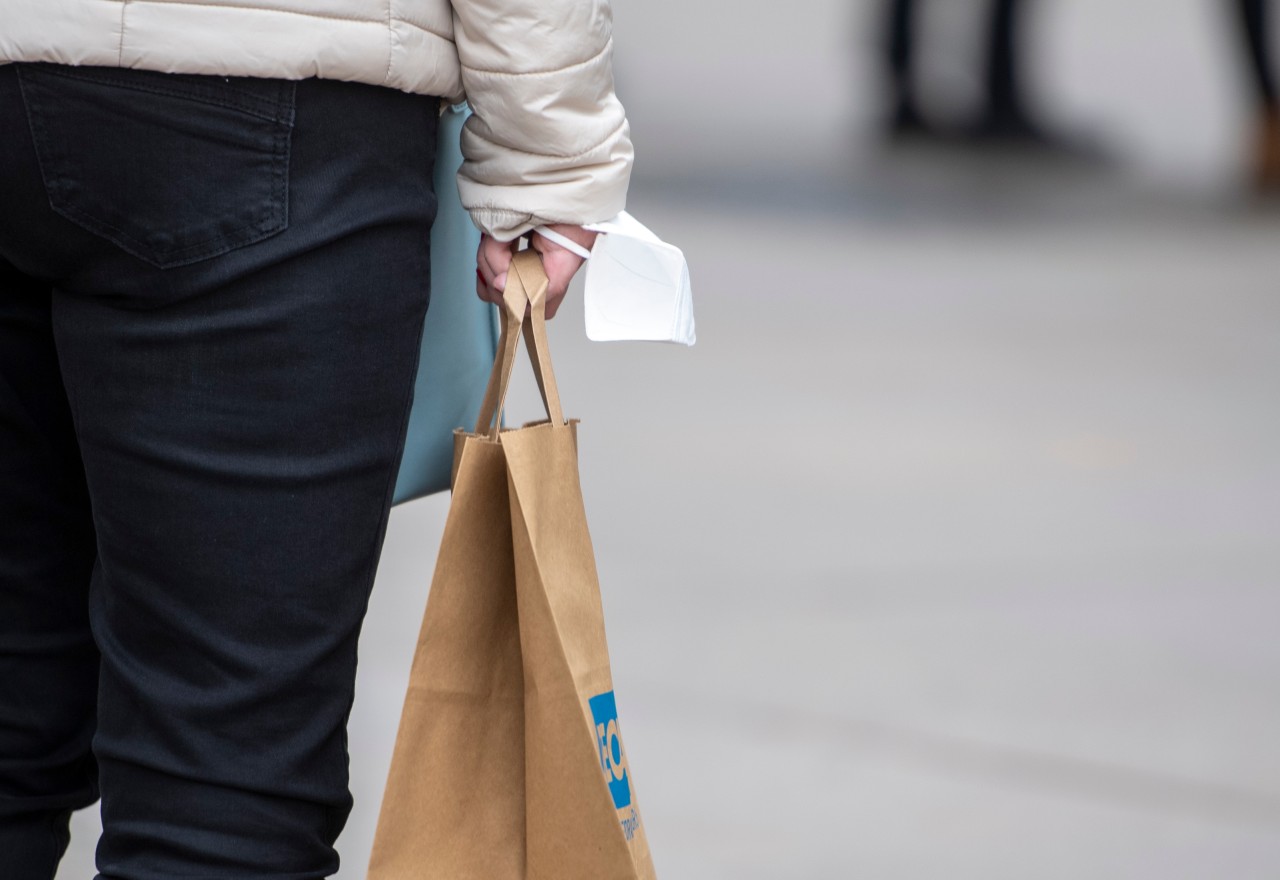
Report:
393,103,499,504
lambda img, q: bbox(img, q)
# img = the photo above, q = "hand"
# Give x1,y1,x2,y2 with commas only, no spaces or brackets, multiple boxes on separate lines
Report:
475,224,598,319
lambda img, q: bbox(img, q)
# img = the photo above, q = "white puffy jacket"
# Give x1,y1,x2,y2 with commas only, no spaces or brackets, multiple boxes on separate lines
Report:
0,0,632,239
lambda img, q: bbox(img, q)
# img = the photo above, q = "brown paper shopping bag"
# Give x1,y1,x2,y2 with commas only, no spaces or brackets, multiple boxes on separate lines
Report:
369,250,656,880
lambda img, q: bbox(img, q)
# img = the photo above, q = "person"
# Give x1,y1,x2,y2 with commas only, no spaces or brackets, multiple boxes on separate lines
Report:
1234,0,1280,189
0,0,631,875
883,0,1061,144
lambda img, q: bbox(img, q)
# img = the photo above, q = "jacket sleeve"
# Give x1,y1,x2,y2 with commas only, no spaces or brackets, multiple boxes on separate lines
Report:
449,0,633,240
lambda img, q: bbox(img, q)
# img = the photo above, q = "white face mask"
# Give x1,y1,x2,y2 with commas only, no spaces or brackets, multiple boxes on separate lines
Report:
577,211,695,346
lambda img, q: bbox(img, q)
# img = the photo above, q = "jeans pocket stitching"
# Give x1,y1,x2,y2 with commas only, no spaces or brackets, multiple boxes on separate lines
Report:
43,186,285,267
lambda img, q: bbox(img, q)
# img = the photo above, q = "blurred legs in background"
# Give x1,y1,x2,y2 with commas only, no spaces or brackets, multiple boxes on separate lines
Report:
884,0,926,135
980,0,1037,138
882,0,1080,149
1235,0,1280,189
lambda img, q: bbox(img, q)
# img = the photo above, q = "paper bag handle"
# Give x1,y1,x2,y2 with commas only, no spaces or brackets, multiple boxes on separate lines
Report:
472,249,565,439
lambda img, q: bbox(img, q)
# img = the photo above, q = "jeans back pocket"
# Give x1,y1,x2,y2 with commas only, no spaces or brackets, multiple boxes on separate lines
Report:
16,64,296,269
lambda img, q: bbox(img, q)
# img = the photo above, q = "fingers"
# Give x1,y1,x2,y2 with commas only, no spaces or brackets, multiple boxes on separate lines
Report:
475,234,516,305
474,227,598,320
530,226,597,319
532,246,581,320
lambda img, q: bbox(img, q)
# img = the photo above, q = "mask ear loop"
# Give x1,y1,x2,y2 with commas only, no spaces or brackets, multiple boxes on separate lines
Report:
532,226,594,260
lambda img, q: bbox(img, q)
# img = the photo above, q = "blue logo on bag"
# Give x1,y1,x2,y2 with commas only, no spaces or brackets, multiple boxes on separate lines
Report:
589,690,631,810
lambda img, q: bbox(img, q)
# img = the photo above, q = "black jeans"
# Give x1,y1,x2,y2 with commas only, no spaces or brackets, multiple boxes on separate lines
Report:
0,63,438,878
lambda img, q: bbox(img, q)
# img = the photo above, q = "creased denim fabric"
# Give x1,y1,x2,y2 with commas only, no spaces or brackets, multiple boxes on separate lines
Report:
0,63,438,879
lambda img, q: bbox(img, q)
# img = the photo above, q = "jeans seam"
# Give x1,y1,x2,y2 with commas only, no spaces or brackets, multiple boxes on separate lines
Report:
14,67,58,221
21,64,292,123
359,279,430,597
46,808,73,876
327,261,429,845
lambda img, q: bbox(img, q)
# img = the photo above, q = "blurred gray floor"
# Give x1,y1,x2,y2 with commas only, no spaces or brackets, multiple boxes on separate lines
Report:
57,164,1280,878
